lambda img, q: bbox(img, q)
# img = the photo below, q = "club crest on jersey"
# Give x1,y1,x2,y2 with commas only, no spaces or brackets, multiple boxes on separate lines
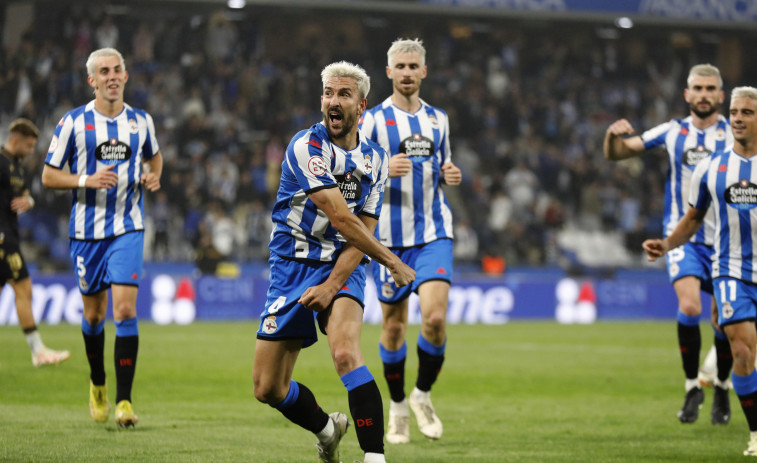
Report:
725,180,757,210
307,156,327,176
716,129,726,141
400,133,434,157
363,154,372,174
428,114,440,129
129,119,139,134
335,171,362,201
682,145,711,167
95,138,132,165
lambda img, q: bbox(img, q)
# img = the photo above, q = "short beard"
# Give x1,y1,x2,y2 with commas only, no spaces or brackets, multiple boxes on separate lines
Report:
323,114,355,140
690,103,718,120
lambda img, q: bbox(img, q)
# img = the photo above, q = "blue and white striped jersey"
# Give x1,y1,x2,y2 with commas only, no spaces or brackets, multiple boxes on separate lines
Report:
46,101,159,240
642,115,732,245
360,97,454,248
690,149,757,283
268,122,388,262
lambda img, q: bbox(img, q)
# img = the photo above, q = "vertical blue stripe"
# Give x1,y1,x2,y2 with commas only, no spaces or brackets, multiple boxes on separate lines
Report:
104,120,119,237
424,107,445,240
694,130,707,243
302,198,320,260
123,108,138,231
383,107,404,246
407,115,426,244
84,111,98,240
716,152,730,275
662,166,673,235
672,122,688,231
715,120,727,153
424,107,441,161
739,158,753,281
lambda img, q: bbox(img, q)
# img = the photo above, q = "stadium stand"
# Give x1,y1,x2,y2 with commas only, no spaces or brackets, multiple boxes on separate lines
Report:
1,1,755,271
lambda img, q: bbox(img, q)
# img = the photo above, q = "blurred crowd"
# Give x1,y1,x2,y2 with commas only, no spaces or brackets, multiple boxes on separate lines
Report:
1,2,753,273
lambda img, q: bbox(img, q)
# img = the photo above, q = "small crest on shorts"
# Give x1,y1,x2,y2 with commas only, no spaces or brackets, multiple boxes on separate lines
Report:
79,277,89,291
722,302,734,319
262,316,278,334
381,283,395,299
669,262,680,278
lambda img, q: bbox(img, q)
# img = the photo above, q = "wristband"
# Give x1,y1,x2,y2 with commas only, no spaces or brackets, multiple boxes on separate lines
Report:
78,174,89,188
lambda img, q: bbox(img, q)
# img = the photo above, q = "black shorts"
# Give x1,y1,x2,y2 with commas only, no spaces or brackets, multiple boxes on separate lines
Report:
0,240,29,286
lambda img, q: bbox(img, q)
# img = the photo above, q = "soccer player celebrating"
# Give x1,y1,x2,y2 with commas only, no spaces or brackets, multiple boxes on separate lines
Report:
359,38,462,443
1,118,70,367
643,86,757,456
252,61,414,463
42,48,163,427
604,64,733,424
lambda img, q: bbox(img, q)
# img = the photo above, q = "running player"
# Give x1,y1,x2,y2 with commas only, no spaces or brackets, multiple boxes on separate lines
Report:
42,48,163,428
1,118,70,367
252,61,414,463
644,86,757,456
360,38,462,443
604,64,733,424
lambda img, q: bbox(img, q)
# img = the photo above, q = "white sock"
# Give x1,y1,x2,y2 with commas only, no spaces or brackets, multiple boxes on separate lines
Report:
714,377,731,389
316,416,335,442
363,452,386,463
390,399,409,415
411,387,430,401
684,378,700,392
25,330,44,355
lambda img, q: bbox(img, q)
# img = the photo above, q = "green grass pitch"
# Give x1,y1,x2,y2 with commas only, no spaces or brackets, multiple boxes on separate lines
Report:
0,322,748,462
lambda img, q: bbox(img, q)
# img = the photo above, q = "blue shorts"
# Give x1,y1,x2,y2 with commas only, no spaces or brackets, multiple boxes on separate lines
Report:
371,238,453,304
665,242,713,294
69,232,144,295
713,276,757,327
257,253,366,348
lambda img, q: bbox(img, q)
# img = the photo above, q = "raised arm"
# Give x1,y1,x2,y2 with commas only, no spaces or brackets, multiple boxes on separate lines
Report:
604,118,646,161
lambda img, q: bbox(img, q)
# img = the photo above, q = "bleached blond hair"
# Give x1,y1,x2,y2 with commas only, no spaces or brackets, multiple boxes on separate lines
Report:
321,61,370,99
387,38,426,67
731,86,757,103
687,63,722,89
86,48,126,77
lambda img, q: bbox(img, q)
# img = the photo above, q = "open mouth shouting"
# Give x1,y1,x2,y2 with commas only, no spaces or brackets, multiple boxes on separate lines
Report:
329,108,344,126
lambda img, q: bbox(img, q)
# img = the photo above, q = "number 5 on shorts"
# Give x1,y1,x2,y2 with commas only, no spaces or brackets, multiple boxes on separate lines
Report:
76,255,87,278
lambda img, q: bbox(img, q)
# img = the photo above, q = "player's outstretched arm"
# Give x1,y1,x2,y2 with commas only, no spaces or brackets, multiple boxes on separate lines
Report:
604,118,645,161
308,187,415,287
642,207,705,261
299,215,377,312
